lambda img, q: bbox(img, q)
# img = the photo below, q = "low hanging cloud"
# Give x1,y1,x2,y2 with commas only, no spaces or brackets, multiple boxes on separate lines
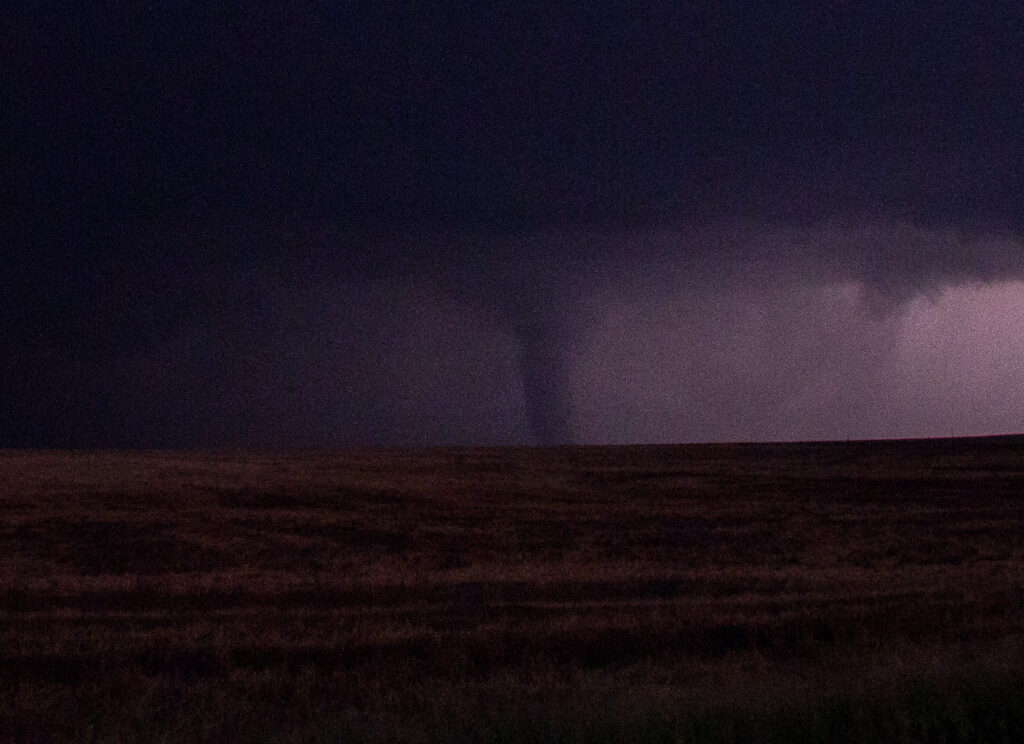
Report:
573,277,1024,443
21,218,1024,448
418,220,1024,445
111,276,529,448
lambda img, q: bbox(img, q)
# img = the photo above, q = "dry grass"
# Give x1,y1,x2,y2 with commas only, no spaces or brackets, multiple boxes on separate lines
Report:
1,438,1023,742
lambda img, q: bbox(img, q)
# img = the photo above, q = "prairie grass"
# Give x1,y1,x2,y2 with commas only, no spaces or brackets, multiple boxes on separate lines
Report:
1,437,1023,741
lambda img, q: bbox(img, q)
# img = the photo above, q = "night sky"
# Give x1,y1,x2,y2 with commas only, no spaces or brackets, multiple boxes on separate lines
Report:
4,3,1024,447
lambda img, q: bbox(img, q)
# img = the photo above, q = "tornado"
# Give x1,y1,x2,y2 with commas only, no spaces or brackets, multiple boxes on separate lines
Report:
516,319,575,446
467,246,580,447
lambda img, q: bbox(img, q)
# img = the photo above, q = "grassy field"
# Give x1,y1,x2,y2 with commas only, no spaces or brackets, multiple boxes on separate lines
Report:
2,437,1023,742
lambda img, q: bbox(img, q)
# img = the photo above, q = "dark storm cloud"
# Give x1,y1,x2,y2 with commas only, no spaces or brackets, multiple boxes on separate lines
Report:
7,3,1021,230
4,3,1023,446
564,224,1024,442
4,216,1023,446
107,273,528,447
37,220,1013,448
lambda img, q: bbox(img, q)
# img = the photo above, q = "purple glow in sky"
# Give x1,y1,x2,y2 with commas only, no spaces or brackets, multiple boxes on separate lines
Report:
63,221,1020,448
576,276,1024,444
4,4,1023,447
561,223,1024,444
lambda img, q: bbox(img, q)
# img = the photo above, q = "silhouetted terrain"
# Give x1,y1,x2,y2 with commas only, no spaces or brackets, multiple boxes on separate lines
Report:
2,437,1023,742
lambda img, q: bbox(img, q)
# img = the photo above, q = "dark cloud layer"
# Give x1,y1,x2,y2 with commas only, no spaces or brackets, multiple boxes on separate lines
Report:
3,4,1023,446
8,221,1021,447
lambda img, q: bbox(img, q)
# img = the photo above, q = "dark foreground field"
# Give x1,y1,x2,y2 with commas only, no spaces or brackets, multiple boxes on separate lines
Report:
2,437,1024,743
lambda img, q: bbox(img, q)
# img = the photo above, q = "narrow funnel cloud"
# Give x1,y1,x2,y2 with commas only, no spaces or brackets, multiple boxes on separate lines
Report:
516,319,574,445
424,235,587,446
